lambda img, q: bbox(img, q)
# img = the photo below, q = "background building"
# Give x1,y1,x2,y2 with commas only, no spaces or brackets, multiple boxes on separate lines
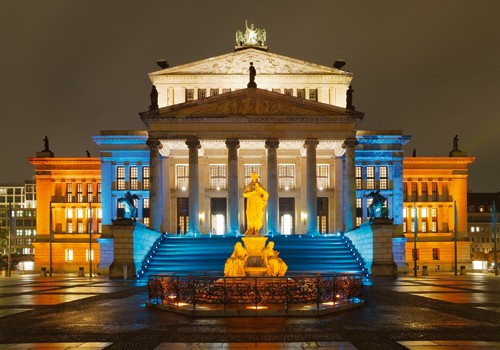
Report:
468,192,500,260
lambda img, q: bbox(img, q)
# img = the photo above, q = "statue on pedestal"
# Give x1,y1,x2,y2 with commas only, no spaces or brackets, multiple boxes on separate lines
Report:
367,190,387,221
235,20,267,47
262,241,287,277
453,134,459,151
118,191,139,221
243,172,268,235
224,242,248,277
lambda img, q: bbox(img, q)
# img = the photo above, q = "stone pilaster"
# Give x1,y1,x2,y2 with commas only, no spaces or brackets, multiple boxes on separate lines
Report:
265,138,280,236
343,138,358,232
304,138,319,236
226,138,240,236
147,139,162,232
186,137,201,235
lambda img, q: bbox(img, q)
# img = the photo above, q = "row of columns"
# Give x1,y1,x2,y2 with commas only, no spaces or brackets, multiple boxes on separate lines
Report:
147,137,358,235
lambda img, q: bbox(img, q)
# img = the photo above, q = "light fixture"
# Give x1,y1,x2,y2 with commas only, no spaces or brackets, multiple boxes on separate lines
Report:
245,305,268,310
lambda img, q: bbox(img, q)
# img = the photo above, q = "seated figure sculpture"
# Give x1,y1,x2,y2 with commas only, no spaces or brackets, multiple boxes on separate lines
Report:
262,241,287,277
224,242,249,277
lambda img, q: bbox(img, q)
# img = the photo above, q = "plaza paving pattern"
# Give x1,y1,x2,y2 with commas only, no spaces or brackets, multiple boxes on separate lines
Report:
0,273,499,350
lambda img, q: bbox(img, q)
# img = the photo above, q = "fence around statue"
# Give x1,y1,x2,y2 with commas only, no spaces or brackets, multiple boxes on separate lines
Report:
147,273,364,316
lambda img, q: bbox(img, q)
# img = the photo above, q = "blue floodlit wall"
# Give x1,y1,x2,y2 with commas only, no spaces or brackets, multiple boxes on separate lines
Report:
133,222,162,271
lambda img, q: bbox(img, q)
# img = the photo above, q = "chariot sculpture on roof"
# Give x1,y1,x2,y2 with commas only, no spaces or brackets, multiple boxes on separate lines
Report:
235,20,267,47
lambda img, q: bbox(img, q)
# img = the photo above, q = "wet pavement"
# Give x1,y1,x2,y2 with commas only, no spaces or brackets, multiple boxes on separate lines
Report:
0,273,499,350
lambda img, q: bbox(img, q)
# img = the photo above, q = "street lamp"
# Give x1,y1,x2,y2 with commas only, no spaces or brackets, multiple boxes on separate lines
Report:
7,203,13,278
89,201,93,280
49,201,53,277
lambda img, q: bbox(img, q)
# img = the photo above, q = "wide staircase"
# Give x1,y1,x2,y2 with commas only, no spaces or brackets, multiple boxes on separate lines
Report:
138,234,367,279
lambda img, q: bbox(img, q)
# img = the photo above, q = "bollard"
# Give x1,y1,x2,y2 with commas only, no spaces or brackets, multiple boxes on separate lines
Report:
78,267,85,277
460,265,467,276
40,267,47,277
123,265,128,280
422,265,429,276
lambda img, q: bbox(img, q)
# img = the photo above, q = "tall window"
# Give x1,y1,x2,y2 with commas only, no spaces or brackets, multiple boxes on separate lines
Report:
244,164,261,184
65,249,73,262
411,183,417,202
432,248,440,260
77,183,83,203
198,89,207,99
67,209,73,219
210,88,219,96
355,166,362,189
297,89,305,99
116,166,125,190
130,166,138,190
67,222,73,234
431,182,438,201
77,222,83,234
176,165,189,190
308,89,318,101
403,182,408,201
422,182,428,202
87,183,94,202
317,164,329,190
142,167,150,190
97,183,102,202
185,89,194,102
209,164,227,190
278,164,295,190
431,207,438,232
356,198,362,227
421,221,427,233
284,89,293,96
66,183,73,202
366,166,375,189
379,166,388,189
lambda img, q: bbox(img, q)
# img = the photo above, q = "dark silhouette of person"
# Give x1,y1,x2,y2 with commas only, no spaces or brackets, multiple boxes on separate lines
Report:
346,85,354,110
149,85,159,111
247,62,257,88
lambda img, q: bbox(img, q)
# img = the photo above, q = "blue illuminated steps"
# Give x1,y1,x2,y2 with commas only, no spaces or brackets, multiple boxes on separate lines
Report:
139,234,367,278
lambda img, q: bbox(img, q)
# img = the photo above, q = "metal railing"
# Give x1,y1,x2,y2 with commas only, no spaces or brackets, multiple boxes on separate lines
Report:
148,273,363,313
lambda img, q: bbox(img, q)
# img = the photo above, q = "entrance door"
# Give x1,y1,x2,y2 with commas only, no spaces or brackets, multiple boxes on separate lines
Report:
317,197,329,234
210,198,227,235
279,197,295,235
177,198,189,234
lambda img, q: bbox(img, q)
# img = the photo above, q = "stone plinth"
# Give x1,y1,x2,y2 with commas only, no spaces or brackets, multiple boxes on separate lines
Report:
242,236,268,277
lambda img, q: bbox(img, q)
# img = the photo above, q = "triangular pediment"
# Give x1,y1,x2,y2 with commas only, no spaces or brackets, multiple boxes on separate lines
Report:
142,88,363,120
149,48,350,76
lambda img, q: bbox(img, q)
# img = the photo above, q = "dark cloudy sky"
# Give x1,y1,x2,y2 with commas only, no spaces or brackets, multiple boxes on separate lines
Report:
1,1,499,192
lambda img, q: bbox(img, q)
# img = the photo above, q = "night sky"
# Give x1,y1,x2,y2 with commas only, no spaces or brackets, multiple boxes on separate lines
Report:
1,1,499,192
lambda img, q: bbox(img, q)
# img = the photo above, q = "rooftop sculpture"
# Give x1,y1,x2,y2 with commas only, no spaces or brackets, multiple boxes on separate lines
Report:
235,20,267,47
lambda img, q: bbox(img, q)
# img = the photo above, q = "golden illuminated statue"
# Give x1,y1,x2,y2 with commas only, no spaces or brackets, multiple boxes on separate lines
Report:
262,241,288,277
224,242,248,277
243,172,269,236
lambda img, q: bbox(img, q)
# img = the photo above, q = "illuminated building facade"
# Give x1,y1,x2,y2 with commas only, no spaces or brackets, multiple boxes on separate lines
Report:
402,156,474,271
0,182,36,255
467,192,500,255
28,150,102,272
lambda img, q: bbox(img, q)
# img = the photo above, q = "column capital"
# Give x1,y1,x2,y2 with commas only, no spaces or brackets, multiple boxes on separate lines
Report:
265,138,280,149
304,138,319,148
342,138,358,149
146,139,162,149
225,138,240,149
185,137,201,149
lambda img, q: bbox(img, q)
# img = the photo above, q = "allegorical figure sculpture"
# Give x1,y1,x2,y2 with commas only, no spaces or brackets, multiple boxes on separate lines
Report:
346,85,355,110
224,242,249,277
248,62,257,88
235,20,267,47
43,136,50,151
262,241,287,277
149,85,159,111
243,172,269,235
367,190,387,221
118,191,139,221
453,134,459,151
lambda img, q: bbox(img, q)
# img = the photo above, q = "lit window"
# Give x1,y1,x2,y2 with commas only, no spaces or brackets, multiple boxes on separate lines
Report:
297,89,305,99
432,248,440,260
366,166,375,189
421,221,427,233
421,208,428,218
77,183,83,203
185,89,194,102
278,164,295,190
431,182,438,201
65,249,73,262
66,183,73,202
87,183,94,202
210,88,219,96
209,164,227,190
431,221,437,233
67,209,73,219
379,166,388,189
403,222,407,233
176,165,189,190
130,167,138,190
471,227,475,233
272,88,281,93
77,222,83,233
142,167,150,190
77,209,83,219
284,89,293,96
97,209,102,219
222,88,231,94
403,208,407,218
116,166,125,190
355,166,362,189
97,183,102,202
198,89,207,99
421,182,428,201
67,222,73,234
411,183,417,202
317,164,329,190
431,208,437,218
143,198,150,209
86,249,94,262
98,223,102,233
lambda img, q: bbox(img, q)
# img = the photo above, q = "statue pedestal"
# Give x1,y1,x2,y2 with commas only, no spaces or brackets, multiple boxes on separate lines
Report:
242,236,268,277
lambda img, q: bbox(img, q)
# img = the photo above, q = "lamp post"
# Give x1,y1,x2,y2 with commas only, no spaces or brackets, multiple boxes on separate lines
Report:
413,203,417,277
7,203,13,278
493,201,498,276
49,201,53,277
453,201,458,276
89,201,93,280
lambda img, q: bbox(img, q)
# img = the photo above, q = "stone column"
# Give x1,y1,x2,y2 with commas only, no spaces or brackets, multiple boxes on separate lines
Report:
304,139,319,236
343,138,358,232
186,137,201,235
265,138,280,236
226,139,240,236
147,139,162,232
